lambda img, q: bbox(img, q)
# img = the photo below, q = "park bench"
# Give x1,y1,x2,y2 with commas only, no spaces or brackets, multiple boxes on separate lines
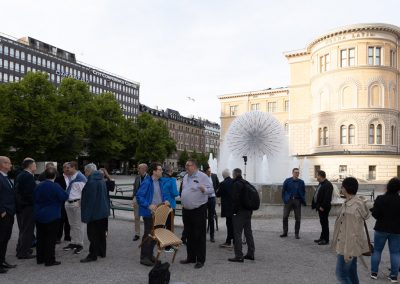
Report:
115,183,134,195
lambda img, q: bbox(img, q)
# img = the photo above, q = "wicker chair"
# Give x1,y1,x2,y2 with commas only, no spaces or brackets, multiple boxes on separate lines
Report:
148,203,183,263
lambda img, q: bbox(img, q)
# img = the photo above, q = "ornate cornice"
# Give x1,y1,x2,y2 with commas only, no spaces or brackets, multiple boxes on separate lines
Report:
218,87,289,99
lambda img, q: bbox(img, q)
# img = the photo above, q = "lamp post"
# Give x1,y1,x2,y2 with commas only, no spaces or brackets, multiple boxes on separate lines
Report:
242,155,247,179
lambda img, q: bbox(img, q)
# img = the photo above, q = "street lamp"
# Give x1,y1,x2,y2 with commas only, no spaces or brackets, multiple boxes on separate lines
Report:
242,155,247,179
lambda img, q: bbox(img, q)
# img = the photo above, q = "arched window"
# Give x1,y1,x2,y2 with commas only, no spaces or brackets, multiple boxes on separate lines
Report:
391,126,396,145
341,86,356,108
376,124,382,144
318,128,323,146
369,124,375,144
340,125,347,144
348,124,355,144
369,84,382,107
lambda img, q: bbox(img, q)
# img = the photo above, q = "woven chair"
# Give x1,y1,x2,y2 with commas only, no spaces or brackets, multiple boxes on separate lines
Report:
145,203,183,263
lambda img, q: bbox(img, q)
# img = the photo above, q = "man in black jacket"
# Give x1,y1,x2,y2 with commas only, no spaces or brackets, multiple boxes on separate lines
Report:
15,158,37,259
312,170,333,245
216,169,234,248
0,156,17,273
228,168,255,263
205,166,219,243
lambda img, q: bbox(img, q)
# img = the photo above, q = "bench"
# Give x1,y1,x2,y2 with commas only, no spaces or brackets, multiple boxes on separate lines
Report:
357,188,375,201
115,183,134,196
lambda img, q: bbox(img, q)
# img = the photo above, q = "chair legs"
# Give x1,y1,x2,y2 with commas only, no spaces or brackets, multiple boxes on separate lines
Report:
172,248,178,263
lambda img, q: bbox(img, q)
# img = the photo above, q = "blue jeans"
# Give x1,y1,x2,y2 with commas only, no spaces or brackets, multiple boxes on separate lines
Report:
371,230,400,277
336,254,359,284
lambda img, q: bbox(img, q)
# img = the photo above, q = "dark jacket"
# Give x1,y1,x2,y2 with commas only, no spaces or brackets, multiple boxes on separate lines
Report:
54,174,67,190
210,173,219,194
232,176,250,214
34,180,68,223
371,193,400,234
81,171,110,223
216,176,233,217
15,170,37,211
311,179,333,211
282,177,306,205
133,173,148,197
0,174,16,216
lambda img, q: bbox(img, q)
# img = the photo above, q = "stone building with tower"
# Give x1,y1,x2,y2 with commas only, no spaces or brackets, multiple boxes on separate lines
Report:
219,23,400,181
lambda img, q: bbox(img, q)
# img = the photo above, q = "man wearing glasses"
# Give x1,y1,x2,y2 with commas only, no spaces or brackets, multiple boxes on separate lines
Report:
180,159,214,269
280,168,306,239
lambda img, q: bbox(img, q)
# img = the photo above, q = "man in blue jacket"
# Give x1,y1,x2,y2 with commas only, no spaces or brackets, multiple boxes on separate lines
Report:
80,163,110,263
280,168,306,239
136,162,169,266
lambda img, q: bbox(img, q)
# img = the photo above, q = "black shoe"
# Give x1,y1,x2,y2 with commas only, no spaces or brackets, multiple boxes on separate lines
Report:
17,254,36,259
63,244,76,251
228,257,244,263
180,259,195,264
295,235,300,239
45,261,61,267
74,246,83,254
140,258,154,266
80,257,96,263
1,261,16,269
0,267,7,274
318,240,329,245
210,237,215,243
133,235,140,241
194,262,204,269
243,255,254,261
280,233,288,238
314,239,322,243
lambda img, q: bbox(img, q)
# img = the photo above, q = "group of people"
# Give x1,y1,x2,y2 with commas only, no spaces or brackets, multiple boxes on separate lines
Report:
0,156,110,274
132,158,255,269
280,167,400,284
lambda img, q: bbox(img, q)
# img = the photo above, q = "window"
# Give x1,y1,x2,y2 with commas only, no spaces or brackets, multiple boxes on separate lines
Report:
15,50,20,59
10,48,14,57
4,60,8,69
251,103,260,111
390,50,397,67
27,54,31,62
368,47,381,65
229,106,238,116
391,126,396,145
339,165,347,174
9,62,14,71
368,166,376,180
21,51,25,60
348,124,355,144
0,45,2,54
376,124,382,144
369,85,381,107
267,102,277,112
4,46,8,55
340,48,355,67
323,127,328,145
32,55,37,64
21,65,25,73
284,100,289,112
369,124,375,144
340,125,347,144
319,53,330,72
318,127,328,145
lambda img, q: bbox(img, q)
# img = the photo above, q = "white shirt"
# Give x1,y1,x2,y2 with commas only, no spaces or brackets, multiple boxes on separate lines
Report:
68,172,86,200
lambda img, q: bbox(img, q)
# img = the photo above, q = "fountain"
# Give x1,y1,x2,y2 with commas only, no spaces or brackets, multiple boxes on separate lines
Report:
208,153,218,174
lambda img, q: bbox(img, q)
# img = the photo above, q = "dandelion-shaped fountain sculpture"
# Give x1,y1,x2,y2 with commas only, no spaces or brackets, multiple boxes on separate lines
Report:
224,111,287,182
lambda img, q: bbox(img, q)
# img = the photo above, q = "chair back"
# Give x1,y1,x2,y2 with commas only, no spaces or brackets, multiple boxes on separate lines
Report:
153,204,172,227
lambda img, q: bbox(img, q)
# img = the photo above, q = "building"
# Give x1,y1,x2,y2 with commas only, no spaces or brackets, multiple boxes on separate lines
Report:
139,104,220,168
219,23,400,181
0,33,139,117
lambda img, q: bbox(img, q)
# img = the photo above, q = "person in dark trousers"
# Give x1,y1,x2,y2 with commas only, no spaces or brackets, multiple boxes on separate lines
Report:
80,164,110,263
34,167,68,266
180,159,213,269
15,157,37,259
228,168,255,262
312,170,333,245
136,162,169,266
132,163,148,241
370,177,400,282
216,169,234,248
280,168,306,239
0,156,17,274
205,165,219,242
55,163,71,243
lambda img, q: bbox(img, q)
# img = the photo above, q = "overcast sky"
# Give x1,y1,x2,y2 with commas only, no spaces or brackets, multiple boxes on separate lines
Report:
2,0,400,122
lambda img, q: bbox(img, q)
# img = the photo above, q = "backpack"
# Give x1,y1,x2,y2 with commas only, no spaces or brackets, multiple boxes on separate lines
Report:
240,180,260,211
149,261,170,284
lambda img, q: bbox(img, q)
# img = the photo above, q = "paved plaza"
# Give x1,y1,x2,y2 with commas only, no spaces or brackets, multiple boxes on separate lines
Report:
1,209,393,284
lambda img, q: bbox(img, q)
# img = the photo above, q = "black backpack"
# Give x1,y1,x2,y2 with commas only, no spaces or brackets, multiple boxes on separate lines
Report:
240,180,260,211
149,261,170,284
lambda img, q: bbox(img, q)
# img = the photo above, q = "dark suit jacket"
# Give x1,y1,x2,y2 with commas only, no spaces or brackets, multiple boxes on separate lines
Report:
210,173,219,194
0,173,16,216
216,176,233,217
311,179,333,211
55,174,67,190
15,170,37,212
133,173,148,197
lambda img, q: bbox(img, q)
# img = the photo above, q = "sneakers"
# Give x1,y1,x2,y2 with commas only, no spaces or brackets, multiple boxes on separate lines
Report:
63,244,75,251
388,276,398,283
370,272,378,280
74,246,83,254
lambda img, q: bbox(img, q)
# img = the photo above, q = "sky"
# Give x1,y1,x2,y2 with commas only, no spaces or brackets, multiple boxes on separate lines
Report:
2,0,400,122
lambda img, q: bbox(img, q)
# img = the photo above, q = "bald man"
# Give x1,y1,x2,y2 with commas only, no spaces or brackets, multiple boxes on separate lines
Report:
132,164,148,241
0,156,17,273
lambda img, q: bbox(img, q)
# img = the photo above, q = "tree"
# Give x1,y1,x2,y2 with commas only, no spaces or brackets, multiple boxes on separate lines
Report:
178,150,190,168
0,84,12,153
120,118,138,161
134,113,176,163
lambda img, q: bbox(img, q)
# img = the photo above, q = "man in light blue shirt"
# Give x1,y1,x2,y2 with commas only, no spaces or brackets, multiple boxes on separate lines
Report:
180,159,213,269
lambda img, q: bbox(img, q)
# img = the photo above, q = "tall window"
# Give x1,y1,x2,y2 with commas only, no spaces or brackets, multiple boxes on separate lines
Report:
319,54,330,72
368,166,376,180
369,124,375,144
368,47,381,65
267,102,277,113
323,127,328,145
340,125,347,144
340,48,355,67
376,124,382,144
319,127,328,146
284,100,289,112
369,85,381,107
314,165,321,178
251,103,260,111
229,105,238,116
369,123,384,144
391,126,396,145
390,50,397,67
348,124,355,144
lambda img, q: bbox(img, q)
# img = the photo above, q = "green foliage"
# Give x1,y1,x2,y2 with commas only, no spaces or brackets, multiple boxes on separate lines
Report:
135,113,176,163
178,150,189,168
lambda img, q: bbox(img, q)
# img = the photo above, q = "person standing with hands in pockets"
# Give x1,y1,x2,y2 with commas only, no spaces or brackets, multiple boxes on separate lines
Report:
180,159,214,269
